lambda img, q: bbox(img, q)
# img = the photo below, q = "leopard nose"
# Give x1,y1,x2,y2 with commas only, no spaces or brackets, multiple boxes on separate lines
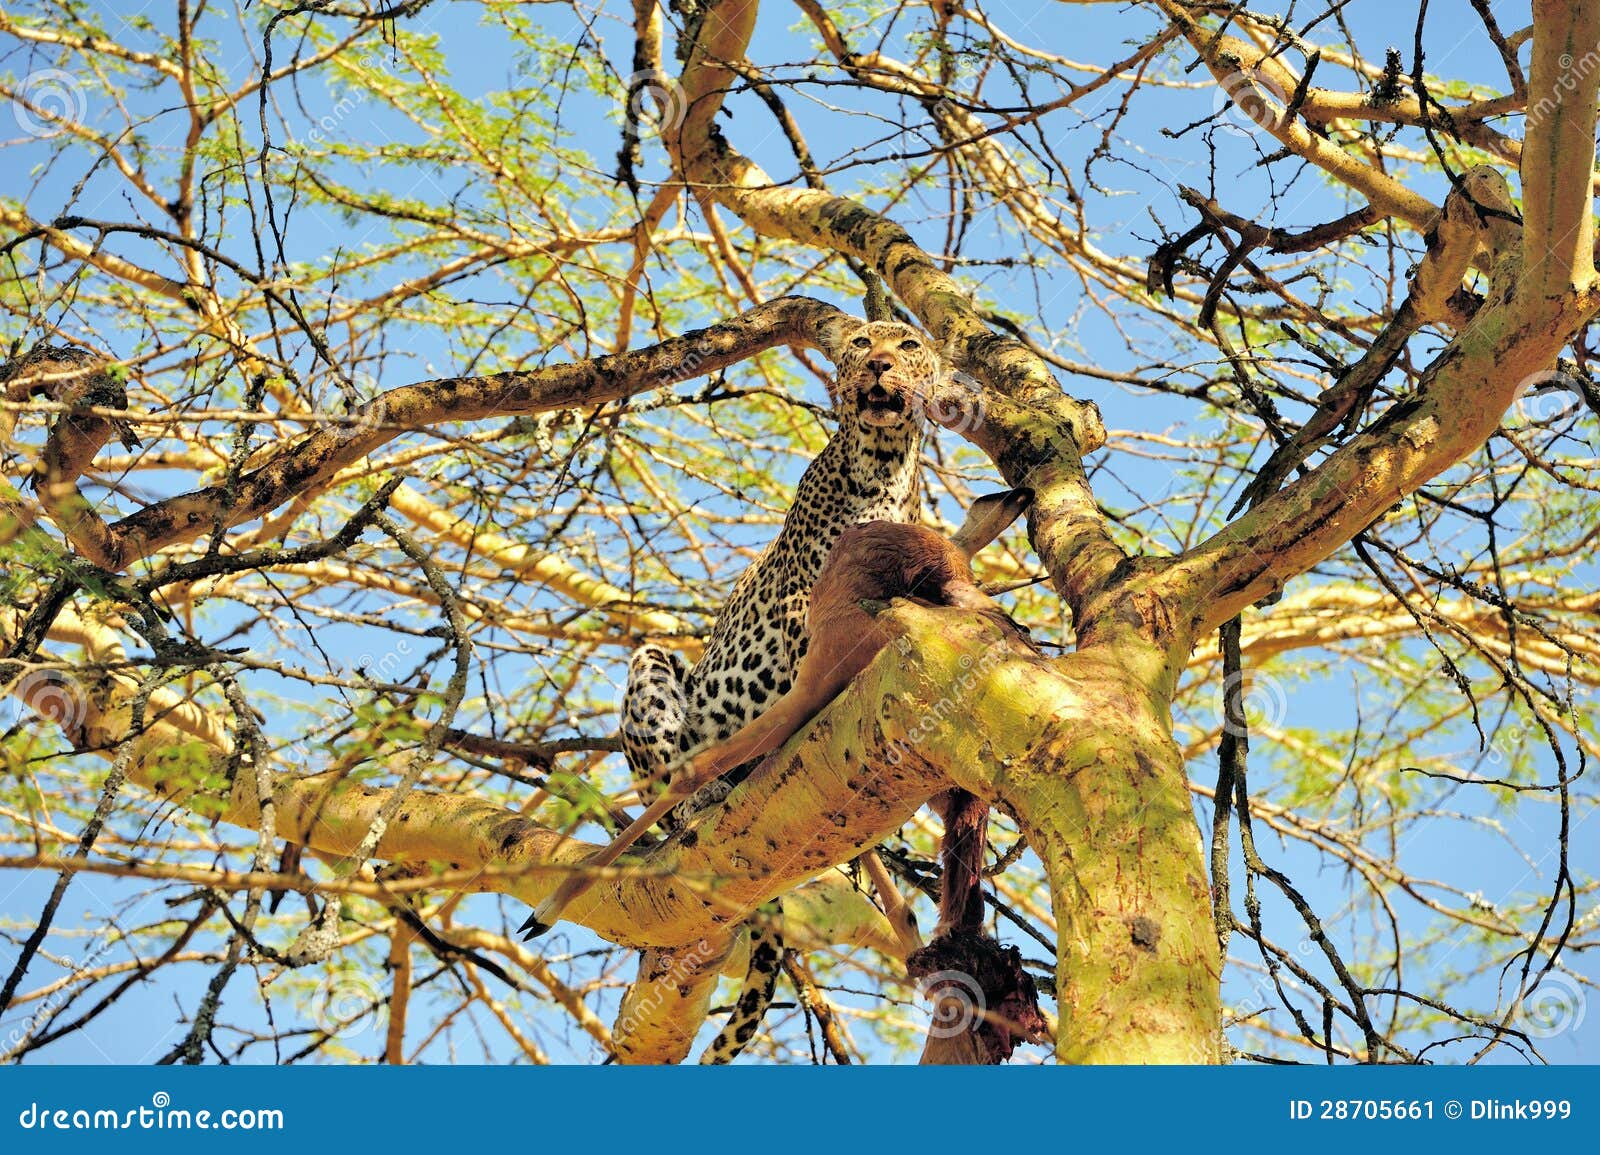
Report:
866,357,892,378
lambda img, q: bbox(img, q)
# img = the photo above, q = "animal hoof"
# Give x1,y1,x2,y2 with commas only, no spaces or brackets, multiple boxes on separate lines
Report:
518,912,554,941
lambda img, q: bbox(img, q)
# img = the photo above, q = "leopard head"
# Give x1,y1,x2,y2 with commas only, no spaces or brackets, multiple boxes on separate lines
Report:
824,319,942,429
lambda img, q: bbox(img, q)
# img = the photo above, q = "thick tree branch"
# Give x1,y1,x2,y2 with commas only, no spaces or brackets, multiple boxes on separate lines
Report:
26,296,849,571
1521,0,1600,299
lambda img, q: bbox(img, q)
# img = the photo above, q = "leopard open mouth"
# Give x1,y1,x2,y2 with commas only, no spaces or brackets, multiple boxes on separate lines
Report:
857,383,908,422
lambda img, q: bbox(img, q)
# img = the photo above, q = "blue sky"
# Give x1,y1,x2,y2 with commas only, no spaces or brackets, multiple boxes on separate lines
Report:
1,0,1595,1064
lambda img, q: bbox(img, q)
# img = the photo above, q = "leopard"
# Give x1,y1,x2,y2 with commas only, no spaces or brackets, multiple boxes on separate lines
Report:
524,315,945,1063
619,317,941,818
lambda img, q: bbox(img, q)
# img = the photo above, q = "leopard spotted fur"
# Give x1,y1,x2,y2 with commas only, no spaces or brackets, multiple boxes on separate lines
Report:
620,317,941,1061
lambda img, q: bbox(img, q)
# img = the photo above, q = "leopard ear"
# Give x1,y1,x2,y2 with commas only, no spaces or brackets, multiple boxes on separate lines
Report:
813,311,866,363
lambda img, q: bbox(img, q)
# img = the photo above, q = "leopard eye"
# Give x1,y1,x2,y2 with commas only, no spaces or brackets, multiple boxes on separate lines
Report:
899,339,921,351
851,336,871,349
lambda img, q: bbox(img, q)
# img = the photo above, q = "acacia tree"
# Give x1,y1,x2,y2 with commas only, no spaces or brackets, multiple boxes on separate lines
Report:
0,0,1595,1064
